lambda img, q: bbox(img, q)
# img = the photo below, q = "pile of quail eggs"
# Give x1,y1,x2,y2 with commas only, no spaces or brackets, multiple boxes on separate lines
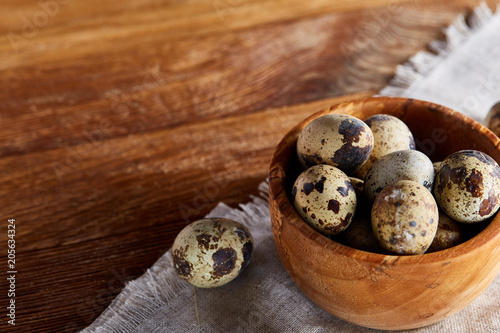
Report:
292,113,500,255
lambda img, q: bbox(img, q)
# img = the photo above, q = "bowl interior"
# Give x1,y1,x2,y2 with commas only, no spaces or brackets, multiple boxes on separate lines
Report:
271,97,500,262
268,97,500,330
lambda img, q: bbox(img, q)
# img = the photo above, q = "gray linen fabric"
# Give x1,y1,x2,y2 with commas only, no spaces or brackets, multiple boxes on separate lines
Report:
83,3,500,332
379,2,500,122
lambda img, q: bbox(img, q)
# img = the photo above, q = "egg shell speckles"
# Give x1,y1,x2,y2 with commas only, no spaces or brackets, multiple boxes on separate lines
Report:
292,164,357,235
433,150,500,223
354,114,415,179
371,180,439,255
364,150,434,203
171,218,253,288
296,114,373,174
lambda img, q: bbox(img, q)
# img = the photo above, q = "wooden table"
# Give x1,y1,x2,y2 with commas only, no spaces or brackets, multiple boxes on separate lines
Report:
1,0,497,331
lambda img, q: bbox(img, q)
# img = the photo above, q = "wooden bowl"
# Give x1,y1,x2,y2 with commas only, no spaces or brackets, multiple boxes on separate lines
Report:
268,97,500,330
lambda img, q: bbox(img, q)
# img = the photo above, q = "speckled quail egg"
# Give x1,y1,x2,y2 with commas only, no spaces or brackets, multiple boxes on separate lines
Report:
354,114,415,179
433,150,500,223
292,164,357,235
333,200,383,253
485,101,500,137
296,114,374,174
171,218,253,288
426,210,465,253
364,150,434,203
371,180,439,255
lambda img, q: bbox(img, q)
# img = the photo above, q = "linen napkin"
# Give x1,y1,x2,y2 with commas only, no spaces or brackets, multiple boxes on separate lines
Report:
83,3,500,332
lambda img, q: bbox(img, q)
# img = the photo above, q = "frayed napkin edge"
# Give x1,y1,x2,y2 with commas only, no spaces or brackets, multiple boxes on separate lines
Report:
81,181,270,333
378,2,498,97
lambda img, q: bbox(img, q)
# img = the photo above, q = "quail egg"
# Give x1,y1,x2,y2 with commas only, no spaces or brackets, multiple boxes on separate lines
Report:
292,164,356,235
364,150,434,203
172,218,253,288
296,114,374,174
333,200,383,253
354,114,416,179
485,101,500,137
433,150,500,223
371,180,439,255
426,210,465,253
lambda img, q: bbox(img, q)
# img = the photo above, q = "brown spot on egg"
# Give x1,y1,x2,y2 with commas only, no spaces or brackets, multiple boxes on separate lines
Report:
479,188,498,216
301,175,327,195
315,176,326,193
341,212,353,226
338,118,365,144
196,234,212,251
302,183,315,195
465,169,483,197
172,249,192,277
333,144,373,174
212,247,237,277
436,165,463,194
450,166,468,184
328,199,340,214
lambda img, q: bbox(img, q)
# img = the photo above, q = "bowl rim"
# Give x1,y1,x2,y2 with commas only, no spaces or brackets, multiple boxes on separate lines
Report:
269,96,500,265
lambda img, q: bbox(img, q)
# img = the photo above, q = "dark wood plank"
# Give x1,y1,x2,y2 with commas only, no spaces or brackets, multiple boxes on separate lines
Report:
0,0,486,156
5,93,372,332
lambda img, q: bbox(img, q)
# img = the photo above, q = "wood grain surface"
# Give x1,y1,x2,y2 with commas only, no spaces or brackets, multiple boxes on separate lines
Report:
0,0,498,331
